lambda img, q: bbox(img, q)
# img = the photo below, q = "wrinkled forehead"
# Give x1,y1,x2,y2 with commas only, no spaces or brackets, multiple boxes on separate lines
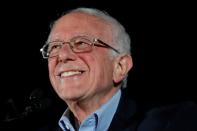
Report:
48,12,113,43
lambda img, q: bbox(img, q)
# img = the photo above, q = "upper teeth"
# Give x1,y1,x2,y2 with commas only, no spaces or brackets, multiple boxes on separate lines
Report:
61,71,82,77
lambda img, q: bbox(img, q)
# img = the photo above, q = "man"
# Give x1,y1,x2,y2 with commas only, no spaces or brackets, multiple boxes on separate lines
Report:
40,8,197,131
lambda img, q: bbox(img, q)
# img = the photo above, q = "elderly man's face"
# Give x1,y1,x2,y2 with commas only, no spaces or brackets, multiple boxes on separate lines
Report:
48,12,118,102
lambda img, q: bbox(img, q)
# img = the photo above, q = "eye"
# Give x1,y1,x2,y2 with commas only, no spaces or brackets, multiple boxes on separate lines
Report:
51,44,61,49
48,42,62,53
74,41,90,49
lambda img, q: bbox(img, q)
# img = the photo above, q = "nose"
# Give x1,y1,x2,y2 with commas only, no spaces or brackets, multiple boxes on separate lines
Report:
57,43,77,63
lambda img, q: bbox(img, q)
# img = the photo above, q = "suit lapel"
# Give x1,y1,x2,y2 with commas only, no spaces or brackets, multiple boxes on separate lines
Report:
108,91,144,131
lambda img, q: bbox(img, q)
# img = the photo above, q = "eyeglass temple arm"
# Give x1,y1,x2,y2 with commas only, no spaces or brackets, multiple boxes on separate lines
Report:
96,39,120,54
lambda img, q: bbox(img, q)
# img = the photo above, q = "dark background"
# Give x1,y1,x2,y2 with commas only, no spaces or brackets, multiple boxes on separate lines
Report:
0,0,196,130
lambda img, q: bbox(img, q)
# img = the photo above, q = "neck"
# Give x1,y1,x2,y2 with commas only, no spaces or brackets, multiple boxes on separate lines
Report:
66,88,119,123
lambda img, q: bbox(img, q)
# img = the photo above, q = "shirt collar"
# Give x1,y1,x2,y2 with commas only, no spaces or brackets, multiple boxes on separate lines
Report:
58,89,121,131
59,109,75,131
94,89,121,130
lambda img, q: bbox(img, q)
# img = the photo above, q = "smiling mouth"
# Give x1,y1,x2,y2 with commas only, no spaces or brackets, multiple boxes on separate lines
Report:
59,71,85,78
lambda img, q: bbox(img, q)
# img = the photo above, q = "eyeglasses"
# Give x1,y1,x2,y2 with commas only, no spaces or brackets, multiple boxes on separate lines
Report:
40,36,120,59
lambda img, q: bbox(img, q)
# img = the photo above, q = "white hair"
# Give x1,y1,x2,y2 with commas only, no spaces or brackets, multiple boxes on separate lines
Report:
58,8,132,89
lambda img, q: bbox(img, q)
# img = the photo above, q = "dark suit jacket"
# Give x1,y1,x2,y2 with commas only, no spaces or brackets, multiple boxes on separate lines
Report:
38,91,197,131
108,92,197,131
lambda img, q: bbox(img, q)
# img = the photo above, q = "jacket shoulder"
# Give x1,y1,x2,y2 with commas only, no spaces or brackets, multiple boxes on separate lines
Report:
138,101,197,131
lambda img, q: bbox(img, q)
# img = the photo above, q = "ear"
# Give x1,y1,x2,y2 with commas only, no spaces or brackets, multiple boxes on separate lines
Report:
113,54,133,84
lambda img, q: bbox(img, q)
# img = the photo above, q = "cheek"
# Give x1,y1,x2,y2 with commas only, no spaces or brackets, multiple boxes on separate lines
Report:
48,60,57,83
78,53,100,82
48,58,57,72
82,53,113,84
48,62,54,76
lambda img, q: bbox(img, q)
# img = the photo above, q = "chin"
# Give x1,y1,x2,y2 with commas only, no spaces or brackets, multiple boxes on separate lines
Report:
58,86,83,101
60,93,83,102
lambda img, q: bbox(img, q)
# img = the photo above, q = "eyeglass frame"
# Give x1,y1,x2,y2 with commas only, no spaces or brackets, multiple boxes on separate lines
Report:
40,36,120,59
